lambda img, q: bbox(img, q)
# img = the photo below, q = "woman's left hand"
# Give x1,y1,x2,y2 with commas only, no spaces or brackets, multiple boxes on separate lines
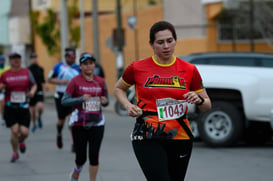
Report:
100,96,107,105
82,94,91,101
28,91,35,98
183,91,202,105
126,104,142,117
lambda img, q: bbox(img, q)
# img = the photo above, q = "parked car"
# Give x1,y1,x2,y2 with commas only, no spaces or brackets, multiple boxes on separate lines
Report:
179,52,273,147
181,52,273,67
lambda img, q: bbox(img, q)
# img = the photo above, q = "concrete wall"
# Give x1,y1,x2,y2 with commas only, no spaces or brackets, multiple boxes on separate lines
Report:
0,0,11,46
163,0,206,39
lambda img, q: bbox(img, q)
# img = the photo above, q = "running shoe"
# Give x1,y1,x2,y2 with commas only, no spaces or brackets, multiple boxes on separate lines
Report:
31,125,37,133
56,135,63,149
19,143,26,153
38,118,43,128
10,153,19,163
69,169,80,181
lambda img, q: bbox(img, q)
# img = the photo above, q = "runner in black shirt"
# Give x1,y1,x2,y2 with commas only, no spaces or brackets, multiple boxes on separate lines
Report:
28,52,47,133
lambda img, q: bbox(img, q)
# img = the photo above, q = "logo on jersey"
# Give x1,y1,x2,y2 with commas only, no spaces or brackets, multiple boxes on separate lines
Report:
144,75,186,89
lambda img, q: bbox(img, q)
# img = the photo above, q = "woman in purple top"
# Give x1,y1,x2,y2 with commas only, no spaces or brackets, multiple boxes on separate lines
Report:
62,52,109,181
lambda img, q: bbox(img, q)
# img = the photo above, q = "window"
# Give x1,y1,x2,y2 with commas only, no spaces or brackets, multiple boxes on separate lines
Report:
208,57,256,67
33,0,50,10
38,0,48,6
190,58,209,65
217,1,273,42
259,58,273,68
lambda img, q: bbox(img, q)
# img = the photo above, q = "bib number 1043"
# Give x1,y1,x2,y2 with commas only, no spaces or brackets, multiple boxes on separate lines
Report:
156,98,188,121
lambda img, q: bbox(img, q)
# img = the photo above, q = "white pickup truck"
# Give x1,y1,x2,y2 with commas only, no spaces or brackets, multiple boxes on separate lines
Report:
183,52,273,147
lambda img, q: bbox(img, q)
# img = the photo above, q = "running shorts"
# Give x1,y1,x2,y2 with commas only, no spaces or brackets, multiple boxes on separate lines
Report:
54,92,72,119
4,106,31,128
29,91,44,106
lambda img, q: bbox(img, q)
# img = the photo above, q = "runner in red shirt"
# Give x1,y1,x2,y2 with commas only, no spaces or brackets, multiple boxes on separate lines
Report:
62,53,109,181
114,21,211,181
0,53,37,163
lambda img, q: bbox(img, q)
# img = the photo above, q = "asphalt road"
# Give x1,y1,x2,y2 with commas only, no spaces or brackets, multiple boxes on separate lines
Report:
0,96,273,181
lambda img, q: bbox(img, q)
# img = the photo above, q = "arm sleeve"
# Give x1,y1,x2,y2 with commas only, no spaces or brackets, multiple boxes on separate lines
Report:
121,63,135,85
47,63,59,79
61,92,84,106
102,82,109,107
29,71,36,84
41,67,45,83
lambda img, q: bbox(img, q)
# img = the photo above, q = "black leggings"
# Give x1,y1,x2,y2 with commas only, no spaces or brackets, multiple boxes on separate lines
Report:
132,139,192,181
72,126,104,166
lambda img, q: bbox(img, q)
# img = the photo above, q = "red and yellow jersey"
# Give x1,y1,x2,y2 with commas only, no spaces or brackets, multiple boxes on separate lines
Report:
122,56,204,140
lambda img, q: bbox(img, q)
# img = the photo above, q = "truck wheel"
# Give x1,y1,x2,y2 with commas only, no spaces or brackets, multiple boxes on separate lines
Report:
198,101,244,147
188,113,201,141
190,120,201,141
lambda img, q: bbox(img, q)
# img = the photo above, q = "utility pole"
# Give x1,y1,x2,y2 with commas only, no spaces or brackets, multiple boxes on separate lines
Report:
231,16,236,52
60,0,69,59
249,0,255,52
133,0,139,60
80,0,85,52
92,0,100,63
116,0,124,79
29,0,35,51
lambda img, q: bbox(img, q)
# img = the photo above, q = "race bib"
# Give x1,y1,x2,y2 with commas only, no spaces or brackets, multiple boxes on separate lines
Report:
82,97,101,112
156,98,188,121
10,92,26,103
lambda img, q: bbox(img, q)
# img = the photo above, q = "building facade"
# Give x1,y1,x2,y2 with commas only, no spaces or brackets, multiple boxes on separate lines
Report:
30,0,273,94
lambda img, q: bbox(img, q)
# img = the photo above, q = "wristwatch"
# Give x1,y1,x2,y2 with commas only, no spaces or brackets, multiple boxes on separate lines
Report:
196,95,204,106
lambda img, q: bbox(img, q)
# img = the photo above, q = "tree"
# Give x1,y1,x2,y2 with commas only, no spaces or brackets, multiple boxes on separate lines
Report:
30,0,80,56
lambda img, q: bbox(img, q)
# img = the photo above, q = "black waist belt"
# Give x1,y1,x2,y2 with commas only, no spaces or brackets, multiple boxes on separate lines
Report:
6,101,27,108
177,116,194,140
136,111,193,140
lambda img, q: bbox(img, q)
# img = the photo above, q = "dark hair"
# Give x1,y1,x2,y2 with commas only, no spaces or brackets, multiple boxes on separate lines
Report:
149,21,177,44
65,48,75,57
9,52,21,59
30,52,37,58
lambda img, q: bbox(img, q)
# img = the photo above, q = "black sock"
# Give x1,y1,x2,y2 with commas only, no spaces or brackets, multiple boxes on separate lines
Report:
57,124,63,135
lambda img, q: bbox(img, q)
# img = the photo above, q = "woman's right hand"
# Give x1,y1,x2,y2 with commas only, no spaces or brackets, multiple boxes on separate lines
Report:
114,78,142,117
126,104,142,117
82,94,91,101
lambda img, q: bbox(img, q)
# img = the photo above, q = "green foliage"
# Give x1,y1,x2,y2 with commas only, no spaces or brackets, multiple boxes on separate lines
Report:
30,9,60,55
148,0,157,5
70,26,80,48
30,0,80,56
68,0,80,48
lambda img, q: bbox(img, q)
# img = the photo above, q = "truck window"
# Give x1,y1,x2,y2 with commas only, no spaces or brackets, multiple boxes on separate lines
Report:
259,58,273,68
190,58,209,64
208,57,256,66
